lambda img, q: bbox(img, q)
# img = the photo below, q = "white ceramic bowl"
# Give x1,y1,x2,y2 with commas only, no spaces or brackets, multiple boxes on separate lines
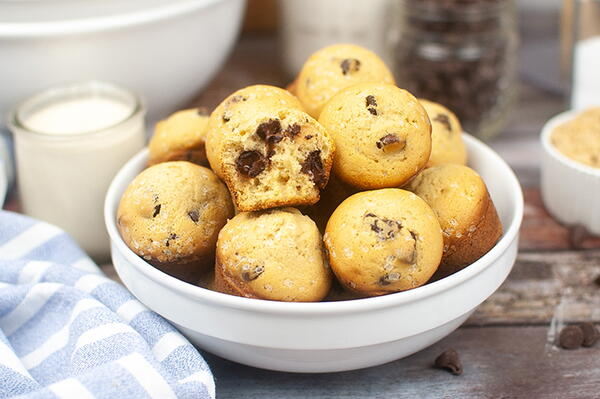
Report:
105,134,523,373
0,158,6,207
541,110,600,235
0,0,245,125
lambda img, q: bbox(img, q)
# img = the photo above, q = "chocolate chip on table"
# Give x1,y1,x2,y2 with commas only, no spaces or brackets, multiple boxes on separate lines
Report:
242,265,264,282
559,325,584,349
256,119,283,143
153,204,161,217
578,322,600,347
236,150,267,178
285,123,301,137
433,114,452,131
434,349,463,376
301,150,326,187
188,210,200,223
340,58,361,75
376,134,406,151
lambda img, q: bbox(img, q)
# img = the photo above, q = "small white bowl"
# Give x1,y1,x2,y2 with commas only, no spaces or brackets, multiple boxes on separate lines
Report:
0,159,6,207
105,134,523,373
541,110,600,235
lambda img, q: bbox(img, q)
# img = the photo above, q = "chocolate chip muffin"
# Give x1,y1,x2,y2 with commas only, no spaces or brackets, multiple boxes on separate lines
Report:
206,84,304,179
318,83,431,189
206,99,335,212
419,99,467,167
295,44,395,118
117,161,234,283
148,108,210,167
407,164,502,277
214,208,331,302
324,189,443,296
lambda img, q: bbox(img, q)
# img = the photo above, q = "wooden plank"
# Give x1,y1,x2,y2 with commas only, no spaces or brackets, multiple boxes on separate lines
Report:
468,249,600,326
206,325,600,399
519,188,600,251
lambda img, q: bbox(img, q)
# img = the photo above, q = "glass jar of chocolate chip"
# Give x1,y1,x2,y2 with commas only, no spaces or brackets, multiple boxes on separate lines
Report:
390,0,518,140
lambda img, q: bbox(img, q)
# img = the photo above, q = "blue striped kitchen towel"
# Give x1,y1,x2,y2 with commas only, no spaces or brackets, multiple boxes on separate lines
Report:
0,210,215,399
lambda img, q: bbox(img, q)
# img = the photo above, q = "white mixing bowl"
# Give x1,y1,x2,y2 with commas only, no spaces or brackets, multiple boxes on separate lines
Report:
0,0,245,125
105,134,523,373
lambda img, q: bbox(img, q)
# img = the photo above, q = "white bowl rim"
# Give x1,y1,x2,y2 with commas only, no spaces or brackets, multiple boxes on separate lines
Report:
541,109,600,177
0,0,233,37
105,133,524,316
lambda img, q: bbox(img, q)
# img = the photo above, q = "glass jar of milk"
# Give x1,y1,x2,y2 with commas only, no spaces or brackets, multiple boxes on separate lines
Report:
8,81,145,261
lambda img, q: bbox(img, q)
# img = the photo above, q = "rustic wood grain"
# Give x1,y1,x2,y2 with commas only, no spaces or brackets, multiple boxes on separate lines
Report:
206,325,600,399
468,250,600,326
519,189,600,251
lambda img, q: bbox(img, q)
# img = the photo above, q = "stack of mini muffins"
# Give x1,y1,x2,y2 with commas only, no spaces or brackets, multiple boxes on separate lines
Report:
117,44,503,302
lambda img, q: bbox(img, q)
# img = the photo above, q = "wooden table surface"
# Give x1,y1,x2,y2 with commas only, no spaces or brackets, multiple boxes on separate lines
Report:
186,37,600,398
5,31,600,397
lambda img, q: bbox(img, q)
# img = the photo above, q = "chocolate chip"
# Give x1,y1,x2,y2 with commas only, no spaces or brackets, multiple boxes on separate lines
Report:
559,325,584,349
366,95,377,107
433,114,452,131
340,58,361,75
197,107,209,116
434,349,462,375
370,222,383,234
285,123,301,137
379,272,401,286
236,150,267,178
378,276,391,285
256,119,283,143
165,233,178,247
301,150,326,188
188,210,200,223
222,111,231,122
376,134,406,151
229,95,246,103
368,107,378,116
153,204,161,217
242,265,264,281
578,322,599,347
364,213,402,240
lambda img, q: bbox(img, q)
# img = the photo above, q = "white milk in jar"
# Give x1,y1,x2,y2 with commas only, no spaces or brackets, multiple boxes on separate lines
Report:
9,82,145,260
